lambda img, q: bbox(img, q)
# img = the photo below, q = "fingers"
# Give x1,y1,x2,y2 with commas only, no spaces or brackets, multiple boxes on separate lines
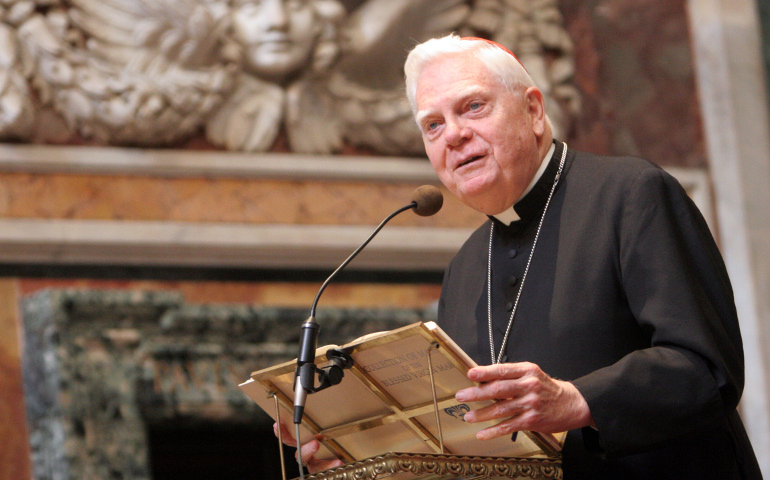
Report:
273,421,323,462
306,457,345,474
273,420,298,447
300,438,346,473
456,379,526,403
474,416,526,440
457,362,545,403
456,376,536,403
467,362,540,383
273,421,345,474
455,362,589,434
476,415,544,440
457,369,596,434
462,395,529,424
299,438,321,463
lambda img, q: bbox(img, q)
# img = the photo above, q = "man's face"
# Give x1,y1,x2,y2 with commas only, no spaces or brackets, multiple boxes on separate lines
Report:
414,52,546,215
232,0,320,82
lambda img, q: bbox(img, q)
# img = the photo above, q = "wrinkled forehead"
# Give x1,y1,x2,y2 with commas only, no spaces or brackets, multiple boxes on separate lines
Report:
414,55,505,120
415,52,497,94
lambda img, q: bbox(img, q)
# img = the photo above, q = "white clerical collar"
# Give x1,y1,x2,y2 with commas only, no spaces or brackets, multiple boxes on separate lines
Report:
492,142,556,225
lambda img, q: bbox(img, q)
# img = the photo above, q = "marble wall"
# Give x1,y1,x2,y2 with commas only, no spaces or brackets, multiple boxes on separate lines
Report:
0,280,32,479
0,173,481,228
560,0,706,167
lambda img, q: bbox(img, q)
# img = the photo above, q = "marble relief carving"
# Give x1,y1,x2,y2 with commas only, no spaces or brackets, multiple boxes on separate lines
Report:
1,0,579,156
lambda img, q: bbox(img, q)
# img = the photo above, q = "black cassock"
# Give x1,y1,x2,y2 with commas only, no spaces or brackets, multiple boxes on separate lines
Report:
438,141,762,479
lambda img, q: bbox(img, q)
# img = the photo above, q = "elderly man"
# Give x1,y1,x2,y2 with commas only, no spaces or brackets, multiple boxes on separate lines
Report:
404,34,761,479
281,34,762,478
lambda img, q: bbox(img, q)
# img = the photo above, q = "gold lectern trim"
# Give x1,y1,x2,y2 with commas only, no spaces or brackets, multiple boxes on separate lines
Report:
301,452,563,480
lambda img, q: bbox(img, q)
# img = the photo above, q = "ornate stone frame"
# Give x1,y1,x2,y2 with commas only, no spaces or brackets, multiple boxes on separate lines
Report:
20,289,432,480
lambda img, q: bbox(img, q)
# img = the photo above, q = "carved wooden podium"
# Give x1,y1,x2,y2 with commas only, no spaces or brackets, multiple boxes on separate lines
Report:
240,322,564,480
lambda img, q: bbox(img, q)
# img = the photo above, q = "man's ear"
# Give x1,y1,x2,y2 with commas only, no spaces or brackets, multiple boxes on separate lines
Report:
525,87,546,137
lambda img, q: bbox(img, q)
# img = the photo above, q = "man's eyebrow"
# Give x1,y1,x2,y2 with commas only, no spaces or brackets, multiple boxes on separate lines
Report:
414,85,488,126
455,85,486,100
415,110,433,127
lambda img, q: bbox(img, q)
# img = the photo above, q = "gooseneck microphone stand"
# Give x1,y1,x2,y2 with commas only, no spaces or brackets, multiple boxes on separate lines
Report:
293,203,416,479
292,186,442,479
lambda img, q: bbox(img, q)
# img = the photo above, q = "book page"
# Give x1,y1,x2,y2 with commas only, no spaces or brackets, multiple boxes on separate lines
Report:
351,333,466,407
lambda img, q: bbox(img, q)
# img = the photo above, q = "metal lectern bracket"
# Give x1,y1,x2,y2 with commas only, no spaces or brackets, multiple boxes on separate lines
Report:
426,342,445,454
270,391,288,480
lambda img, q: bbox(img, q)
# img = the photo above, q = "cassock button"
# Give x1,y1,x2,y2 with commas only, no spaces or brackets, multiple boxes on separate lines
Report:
508,248,518,259
505,302,514,311
508,276,518,286
501,354,509,363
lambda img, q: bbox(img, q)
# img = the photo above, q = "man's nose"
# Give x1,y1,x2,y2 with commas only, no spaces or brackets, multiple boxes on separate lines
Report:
444,119,471,147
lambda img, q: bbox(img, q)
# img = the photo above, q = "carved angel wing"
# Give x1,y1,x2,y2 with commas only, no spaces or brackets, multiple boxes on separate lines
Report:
286,0,469,155
0,2,37,140
17,0,236,145
206,75,285,152
287,0,580,155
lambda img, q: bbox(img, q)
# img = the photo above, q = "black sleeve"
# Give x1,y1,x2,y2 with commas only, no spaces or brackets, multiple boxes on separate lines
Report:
571,166,744,457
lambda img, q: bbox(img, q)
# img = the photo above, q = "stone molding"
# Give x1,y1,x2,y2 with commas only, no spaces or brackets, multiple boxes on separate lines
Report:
0,144,437,182
0,218,473,271
0,145,714,272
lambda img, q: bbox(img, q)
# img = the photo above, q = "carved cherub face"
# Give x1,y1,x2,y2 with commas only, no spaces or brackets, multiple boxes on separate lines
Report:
231,0,324,82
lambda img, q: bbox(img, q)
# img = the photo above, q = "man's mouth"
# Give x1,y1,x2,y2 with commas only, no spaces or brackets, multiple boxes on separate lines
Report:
457,155,484,169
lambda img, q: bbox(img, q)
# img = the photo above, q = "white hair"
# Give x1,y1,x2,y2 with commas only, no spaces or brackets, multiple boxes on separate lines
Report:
404,34,537,115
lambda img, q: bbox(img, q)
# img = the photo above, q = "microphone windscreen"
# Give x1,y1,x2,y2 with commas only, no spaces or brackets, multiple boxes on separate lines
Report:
411,185,443,216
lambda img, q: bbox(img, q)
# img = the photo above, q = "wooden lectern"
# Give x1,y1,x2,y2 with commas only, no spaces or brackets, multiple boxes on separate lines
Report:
240,322,564,479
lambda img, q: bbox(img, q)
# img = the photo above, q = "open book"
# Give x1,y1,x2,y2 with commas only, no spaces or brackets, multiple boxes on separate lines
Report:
240,321,564,464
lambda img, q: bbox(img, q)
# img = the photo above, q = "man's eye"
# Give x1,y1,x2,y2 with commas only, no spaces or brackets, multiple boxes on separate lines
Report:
469,102,481,110
427,121,439,131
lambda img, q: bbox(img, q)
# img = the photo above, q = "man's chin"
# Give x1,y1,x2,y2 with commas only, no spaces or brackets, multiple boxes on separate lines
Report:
456,177,497,201
457,191,506,215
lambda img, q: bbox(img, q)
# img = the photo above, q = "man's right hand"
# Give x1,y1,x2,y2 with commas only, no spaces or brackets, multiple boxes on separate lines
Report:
273,421,345,474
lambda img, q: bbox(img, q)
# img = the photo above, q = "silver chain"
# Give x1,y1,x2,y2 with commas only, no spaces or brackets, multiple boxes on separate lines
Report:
488,143,568,365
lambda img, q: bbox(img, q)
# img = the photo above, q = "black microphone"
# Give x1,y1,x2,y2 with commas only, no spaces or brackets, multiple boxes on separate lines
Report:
293,185,443,425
